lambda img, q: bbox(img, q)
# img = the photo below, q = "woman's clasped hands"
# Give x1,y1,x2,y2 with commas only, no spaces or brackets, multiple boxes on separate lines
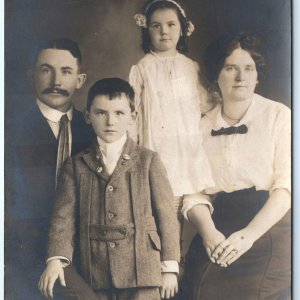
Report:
204,228,255,268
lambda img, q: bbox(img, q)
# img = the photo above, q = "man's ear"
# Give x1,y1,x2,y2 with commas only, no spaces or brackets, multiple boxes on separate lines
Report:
84,109,91,124
76,73,86,89
27,69,34,81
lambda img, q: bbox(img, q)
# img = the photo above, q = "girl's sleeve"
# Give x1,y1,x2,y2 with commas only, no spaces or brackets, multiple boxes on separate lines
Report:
270,106,291,194
129,65,143,143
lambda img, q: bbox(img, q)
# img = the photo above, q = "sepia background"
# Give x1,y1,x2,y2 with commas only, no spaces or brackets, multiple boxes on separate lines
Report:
5,0,291,118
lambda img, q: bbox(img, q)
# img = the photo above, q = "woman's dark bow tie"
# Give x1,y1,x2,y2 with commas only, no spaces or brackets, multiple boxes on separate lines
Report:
211,124,248,136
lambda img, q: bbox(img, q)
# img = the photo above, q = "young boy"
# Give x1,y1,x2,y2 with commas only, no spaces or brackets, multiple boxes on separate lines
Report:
39,78,180,300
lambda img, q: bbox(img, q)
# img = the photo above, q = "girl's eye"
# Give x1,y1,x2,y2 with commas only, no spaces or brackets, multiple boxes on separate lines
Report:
168,23,176,27
151,24,160,29
116,111,124,116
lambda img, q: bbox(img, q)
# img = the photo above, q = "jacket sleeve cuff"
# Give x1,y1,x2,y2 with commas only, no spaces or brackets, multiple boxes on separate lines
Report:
46,256,70,268
161,260,179,274
182,193,214,220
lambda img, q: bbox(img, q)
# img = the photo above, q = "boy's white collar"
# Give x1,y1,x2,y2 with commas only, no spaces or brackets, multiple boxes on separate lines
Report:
97,134,127,156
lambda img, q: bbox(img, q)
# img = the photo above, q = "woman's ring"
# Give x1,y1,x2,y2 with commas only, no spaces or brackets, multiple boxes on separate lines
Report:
232,249,238,255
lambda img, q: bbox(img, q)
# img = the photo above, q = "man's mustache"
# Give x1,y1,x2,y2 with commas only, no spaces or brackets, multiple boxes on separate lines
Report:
42,88,70,97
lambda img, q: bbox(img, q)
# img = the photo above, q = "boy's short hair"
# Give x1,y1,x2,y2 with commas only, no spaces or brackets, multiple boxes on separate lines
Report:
31,38,82,70
86,78,135,112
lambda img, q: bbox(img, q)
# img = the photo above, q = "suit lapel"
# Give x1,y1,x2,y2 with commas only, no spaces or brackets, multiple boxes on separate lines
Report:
28,104,58,166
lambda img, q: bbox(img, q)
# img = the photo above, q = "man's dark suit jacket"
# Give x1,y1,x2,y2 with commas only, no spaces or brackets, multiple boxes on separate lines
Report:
5,102,94,298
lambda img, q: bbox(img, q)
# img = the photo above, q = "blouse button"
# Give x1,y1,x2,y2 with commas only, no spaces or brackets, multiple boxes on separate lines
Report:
109,242,115,248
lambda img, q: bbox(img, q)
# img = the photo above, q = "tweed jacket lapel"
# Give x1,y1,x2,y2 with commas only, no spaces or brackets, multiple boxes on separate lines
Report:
108,137,138,184
82,137,138,181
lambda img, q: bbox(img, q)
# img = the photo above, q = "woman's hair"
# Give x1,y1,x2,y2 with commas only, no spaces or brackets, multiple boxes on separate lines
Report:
204,32,266,84
141,0,189,53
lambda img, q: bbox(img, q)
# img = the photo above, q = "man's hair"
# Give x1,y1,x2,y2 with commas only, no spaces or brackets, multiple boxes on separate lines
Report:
86,78,135,112
31,38,82,69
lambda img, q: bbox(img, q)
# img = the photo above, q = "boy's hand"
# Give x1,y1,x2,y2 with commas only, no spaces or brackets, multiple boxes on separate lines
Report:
38,259,66,299
160,272,178,299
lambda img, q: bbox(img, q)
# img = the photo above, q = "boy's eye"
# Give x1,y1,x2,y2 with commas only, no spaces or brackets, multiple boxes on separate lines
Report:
95,111,105,115
116,111,124,116
62,69,72,75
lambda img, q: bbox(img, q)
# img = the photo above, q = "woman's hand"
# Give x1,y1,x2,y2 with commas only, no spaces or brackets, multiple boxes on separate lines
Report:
211,229,255,267
202,228,226,263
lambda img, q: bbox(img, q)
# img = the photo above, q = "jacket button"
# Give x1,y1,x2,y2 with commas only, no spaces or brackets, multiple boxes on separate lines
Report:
107,212,114,219
96,166,103,173
102,230,107,236
109,242,115,248
107,185,114,192
122,154,130,160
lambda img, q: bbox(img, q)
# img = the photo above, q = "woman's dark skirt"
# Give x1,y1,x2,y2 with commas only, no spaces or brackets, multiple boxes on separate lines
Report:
181,188,291,300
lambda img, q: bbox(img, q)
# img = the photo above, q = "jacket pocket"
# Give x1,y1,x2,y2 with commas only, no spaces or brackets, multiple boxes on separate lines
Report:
148,231,161,251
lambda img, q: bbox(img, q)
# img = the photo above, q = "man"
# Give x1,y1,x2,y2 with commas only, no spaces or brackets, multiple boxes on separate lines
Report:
5,38,94,299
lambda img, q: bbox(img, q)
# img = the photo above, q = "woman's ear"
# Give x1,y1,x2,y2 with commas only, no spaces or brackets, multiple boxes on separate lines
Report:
84,109,91,125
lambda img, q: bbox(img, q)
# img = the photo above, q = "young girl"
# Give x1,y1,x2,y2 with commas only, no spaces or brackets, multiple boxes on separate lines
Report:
129,0,215,265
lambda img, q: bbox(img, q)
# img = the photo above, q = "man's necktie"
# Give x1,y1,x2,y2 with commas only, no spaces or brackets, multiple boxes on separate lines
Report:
56,114,70,188
211,124,248,136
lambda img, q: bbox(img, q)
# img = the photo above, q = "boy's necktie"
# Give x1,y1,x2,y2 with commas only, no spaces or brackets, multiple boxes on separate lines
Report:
56,114,70,188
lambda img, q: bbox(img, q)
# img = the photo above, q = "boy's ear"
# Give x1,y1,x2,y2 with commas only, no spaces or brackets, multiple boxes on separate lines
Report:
130,111,137,124
84,109,91,125
76,73,87,89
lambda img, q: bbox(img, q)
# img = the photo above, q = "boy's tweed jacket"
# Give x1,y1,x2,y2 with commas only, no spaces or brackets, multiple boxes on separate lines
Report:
47,137,180,289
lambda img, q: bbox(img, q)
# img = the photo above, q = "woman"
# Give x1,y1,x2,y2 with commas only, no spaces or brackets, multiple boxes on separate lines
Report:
181,33,291,299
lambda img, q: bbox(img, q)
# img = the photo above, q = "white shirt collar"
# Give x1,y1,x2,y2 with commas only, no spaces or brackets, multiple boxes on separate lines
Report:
36,98,73,123
97,134,127,157
212,94,255,128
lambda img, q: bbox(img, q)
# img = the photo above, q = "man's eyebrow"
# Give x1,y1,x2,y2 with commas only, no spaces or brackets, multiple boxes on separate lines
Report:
38,63,53,68
61,66,74,70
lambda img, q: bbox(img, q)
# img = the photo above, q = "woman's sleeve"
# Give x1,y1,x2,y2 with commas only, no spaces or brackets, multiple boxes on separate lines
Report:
181,192,214,220
129,65,143,143
270,106,291,194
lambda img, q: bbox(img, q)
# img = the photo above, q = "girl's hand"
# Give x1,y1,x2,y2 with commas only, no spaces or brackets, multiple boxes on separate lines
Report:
160,273,178,299
212,229,255,267
202,228,226,263
38,259,66,299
